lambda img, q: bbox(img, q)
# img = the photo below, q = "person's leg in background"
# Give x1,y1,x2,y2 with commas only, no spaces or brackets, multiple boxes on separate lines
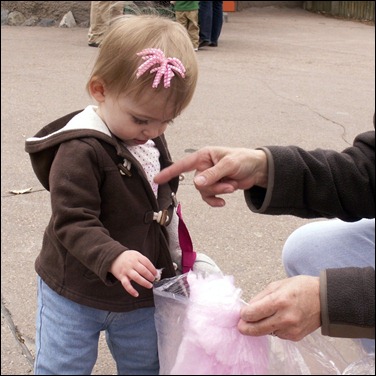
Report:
88,1,111,47
186,10,200,51
88,1,124,47
109,1,125,21
175,11,198,50
198,1,212,48
175,11,188,30
209,1,223,46
282,218,375,353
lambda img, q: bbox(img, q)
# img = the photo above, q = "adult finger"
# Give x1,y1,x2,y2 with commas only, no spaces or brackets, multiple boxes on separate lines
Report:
192,158,239,188
154,152,202,184
238,316,279,337
201,193,227,207
240,294,277,323
196,180,237,206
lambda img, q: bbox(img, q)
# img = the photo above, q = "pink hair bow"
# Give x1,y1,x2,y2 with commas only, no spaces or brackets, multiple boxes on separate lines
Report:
136,48,186,88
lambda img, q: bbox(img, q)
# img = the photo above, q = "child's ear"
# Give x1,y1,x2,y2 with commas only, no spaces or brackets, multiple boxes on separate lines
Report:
89,77,106,102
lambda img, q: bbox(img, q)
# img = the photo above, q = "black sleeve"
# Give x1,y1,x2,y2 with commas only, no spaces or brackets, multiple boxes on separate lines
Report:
320,267,375,339
245,130,375,221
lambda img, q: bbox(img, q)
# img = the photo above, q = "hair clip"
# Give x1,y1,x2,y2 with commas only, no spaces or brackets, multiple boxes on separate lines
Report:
136,48,186,88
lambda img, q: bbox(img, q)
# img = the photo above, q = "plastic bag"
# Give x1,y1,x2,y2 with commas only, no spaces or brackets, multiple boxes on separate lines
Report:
153,272,375,375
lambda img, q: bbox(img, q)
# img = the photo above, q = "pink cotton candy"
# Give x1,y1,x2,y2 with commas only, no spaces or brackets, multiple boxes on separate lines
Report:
170,272,269,375
154,272,370,375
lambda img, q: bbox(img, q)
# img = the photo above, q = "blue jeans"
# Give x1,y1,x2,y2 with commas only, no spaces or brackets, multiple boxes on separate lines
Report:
34,277,159,375
199,1,223,44
282,218,375,353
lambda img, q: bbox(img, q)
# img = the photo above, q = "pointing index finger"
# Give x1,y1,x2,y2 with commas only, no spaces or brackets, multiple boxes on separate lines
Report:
154,152,200,184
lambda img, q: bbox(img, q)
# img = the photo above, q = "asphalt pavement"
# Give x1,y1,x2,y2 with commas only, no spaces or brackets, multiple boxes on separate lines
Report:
1,6,375,375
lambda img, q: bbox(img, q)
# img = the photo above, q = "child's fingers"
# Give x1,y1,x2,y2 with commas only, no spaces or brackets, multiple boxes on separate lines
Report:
119,276,140,297
119,270,155,297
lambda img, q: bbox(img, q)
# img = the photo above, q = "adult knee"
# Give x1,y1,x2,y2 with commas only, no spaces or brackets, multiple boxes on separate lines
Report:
282,222,321,277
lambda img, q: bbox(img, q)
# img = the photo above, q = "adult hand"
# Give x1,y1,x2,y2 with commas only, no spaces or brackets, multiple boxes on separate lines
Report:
154,147,268,207
110,250,158,297
238,275,321,341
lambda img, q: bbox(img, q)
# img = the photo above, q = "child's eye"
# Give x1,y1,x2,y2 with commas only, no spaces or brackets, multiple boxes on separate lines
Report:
132,116,148,125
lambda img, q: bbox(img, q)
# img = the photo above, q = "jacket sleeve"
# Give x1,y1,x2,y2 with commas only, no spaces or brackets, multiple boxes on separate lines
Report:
320,267,375,339
49,139,127,284
244,129,375,221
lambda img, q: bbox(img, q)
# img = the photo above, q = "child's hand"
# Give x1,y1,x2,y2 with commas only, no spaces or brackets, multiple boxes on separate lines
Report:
110,251,158,297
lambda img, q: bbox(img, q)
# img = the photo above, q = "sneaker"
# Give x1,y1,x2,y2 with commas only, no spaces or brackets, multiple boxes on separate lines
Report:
209,42,218,47
88,42,100,48
198,40,210,49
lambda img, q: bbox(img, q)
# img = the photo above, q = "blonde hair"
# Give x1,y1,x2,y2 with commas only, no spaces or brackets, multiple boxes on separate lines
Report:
87,14,199,118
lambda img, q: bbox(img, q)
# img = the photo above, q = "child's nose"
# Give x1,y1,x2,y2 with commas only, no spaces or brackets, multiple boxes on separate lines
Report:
143,126,160,139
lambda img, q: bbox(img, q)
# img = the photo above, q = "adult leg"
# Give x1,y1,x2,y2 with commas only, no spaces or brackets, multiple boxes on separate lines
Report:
210,1,223,46
198,1,213,45
175,11,189,31
106,307,159,375
282,218,375,276
87,1,111,46
34,277,103,375
186,10,200,50
282,218,375,354
109,1,124,19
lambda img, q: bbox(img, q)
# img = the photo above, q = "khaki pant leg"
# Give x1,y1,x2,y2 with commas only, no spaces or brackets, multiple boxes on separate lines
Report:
186,11,199,49
88,1,124,44
109,1,125,18
175,11,188,31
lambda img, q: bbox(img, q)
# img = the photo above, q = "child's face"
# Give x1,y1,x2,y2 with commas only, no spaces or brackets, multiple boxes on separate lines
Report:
97,89,175,146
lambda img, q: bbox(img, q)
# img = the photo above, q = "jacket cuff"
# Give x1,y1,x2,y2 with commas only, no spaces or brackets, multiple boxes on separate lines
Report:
320,267,375,339
244,147,275,213
319,270,330,335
